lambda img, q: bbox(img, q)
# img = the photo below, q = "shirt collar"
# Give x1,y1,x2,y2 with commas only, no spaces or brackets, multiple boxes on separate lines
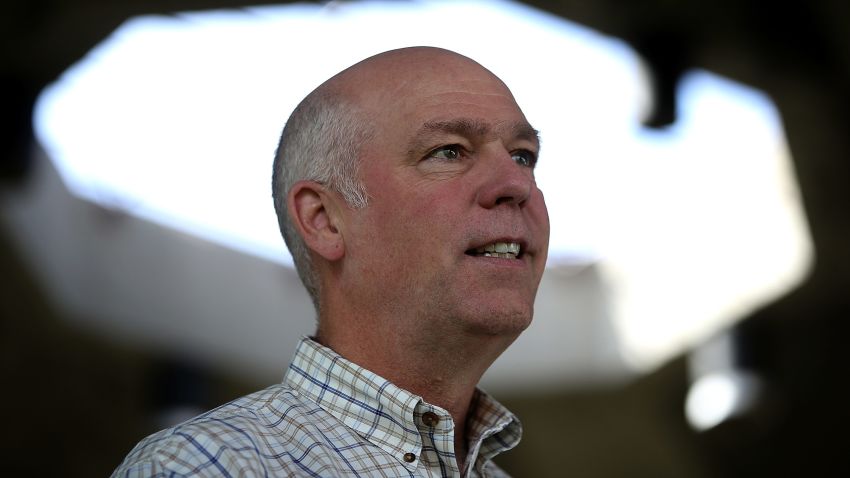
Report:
285,337,423,467
284,337,522,472
466,388,523,474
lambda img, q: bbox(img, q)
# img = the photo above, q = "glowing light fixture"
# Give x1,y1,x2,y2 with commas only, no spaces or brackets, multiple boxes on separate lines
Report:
33,0,811,371
686,370,763,431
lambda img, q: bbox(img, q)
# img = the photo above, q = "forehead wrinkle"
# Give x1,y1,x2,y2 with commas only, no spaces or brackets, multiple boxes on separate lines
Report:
412,119,540,148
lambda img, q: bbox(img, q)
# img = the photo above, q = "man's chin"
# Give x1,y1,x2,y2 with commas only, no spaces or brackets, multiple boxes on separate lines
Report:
458,305,534,338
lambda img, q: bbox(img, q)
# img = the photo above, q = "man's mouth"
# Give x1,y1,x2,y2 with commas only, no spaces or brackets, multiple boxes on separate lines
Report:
467,242,521,259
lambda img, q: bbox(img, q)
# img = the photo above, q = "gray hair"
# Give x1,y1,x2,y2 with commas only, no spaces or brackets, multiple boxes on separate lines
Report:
271,89,372,311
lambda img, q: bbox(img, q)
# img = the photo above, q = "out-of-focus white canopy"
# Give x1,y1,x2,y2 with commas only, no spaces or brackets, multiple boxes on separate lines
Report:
17,0,810,383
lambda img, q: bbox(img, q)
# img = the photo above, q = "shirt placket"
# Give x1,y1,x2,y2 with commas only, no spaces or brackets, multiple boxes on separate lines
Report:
414,403,459,478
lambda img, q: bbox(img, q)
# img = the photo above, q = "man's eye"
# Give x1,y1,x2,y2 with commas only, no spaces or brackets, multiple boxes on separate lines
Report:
426,145,463,161
512,150,537,168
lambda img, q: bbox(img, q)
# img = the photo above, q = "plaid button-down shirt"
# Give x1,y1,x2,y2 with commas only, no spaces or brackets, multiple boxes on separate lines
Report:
113,337,521,477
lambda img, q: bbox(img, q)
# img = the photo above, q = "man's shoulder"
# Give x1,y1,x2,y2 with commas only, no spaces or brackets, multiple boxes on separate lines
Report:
111,383,329,477
168,382,313,438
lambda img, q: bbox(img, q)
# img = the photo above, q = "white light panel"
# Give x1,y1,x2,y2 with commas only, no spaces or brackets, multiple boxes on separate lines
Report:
33,0,811,370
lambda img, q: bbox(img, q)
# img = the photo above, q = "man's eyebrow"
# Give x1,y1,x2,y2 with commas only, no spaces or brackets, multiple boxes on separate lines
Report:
511,121,542,146
410,118,541,152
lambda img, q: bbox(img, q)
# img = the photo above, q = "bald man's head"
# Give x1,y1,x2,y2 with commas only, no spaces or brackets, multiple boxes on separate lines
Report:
271,47,531,312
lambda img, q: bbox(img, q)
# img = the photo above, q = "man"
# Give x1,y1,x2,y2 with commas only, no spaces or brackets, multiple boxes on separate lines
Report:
113,46,549,477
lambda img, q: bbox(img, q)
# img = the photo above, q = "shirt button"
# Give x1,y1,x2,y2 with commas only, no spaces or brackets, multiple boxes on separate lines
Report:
422,412,439,427
403,452,416,463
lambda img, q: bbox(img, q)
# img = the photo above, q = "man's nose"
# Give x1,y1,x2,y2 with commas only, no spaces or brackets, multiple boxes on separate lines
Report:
475,149,533,208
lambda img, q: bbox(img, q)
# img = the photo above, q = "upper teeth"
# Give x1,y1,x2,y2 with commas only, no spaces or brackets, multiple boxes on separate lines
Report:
475,242,520,258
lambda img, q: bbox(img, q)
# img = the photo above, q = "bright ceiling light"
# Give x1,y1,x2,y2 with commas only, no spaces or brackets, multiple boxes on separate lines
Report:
685,370,763,431
33,0,811,371
35,0,644,266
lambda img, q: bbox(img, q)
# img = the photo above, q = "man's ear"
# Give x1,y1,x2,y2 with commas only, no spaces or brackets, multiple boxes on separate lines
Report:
287,181,346,262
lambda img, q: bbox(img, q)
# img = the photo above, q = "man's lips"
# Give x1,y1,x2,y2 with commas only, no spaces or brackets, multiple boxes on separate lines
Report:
468,242,520,259
465,239,528,260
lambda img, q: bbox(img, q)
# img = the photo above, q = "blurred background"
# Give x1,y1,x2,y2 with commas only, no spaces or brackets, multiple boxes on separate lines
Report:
2,0,849,476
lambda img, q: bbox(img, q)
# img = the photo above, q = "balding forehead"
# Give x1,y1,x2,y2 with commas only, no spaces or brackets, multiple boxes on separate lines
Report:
323,47,498,100
352,47,482,72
